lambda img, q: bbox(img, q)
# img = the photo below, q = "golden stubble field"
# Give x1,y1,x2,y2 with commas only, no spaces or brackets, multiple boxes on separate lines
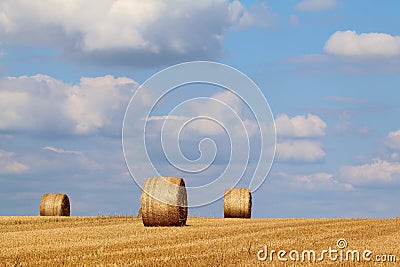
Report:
0,216,399,266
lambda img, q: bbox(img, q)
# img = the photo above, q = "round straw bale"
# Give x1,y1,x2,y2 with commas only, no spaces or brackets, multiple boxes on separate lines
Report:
224,188,252,218
141,177,187,227
40,193,70,216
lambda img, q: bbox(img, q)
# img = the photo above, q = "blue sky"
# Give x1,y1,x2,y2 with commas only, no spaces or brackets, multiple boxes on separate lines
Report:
1,0,400,217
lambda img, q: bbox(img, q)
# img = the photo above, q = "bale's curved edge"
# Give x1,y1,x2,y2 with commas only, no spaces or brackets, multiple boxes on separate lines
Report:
224,188,252,218
40,193,70,216
141,177,187,227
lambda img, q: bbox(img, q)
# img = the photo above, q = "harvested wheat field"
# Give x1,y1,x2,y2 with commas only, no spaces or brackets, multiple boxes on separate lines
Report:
0,216,399,266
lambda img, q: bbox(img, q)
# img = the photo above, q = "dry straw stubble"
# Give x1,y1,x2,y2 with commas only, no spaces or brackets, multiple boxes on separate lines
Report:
40,193,70,216
224,188,252,218
141,177,187,227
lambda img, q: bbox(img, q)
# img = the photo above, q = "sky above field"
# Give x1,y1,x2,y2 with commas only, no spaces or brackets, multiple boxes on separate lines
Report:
1,0,400,218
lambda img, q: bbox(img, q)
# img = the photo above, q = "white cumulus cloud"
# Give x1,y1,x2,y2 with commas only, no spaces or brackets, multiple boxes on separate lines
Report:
145,90,259,138
66,76,137,134
275,113,327,138
337,159,400,187
382,129,400,160
0,0,269,66
0,74,138,136
384,130,400,151
324,30,400,57
276,140,325,163
296,0,339,11
274,113,327,164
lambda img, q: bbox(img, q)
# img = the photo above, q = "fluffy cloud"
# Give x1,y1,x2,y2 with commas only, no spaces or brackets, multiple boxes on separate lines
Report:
0,0,267,66
0,149,29,175
274,113,327,163
66,76,137,134
276,172,353,190
145,90,260,139
142,90,262,167
276,140,325,163
383,129,400,160
336,129,400,187
384,130,400,151
275,113,326,138
0,74,138,136
235,1,275,29
337,159,400,187
324,31,400,57
296,0,339,11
